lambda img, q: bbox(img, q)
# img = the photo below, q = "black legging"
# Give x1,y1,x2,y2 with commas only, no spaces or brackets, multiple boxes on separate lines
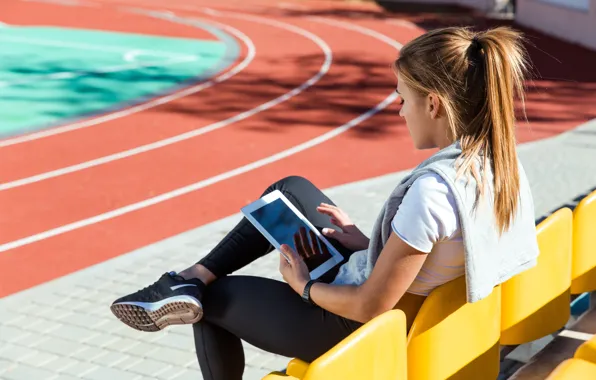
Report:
194,176,363,380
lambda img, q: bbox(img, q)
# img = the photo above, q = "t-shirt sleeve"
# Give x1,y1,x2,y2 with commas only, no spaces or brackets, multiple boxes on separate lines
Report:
391,173,460,253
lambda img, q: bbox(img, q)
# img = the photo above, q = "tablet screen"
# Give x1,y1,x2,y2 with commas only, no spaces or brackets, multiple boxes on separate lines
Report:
249,198,334,271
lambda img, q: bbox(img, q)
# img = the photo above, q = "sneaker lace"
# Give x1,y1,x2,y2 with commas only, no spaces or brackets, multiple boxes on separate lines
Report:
135,273,171,300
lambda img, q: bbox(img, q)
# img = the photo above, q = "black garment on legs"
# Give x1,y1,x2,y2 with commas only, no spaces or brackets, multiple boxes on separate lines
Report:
197,175,354,279
194,176,363,380
194,276,362,380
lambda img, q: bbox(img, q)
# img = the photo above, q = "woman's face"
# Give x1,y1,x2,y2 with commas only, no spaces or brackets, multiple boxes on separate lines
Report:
396,71,445,150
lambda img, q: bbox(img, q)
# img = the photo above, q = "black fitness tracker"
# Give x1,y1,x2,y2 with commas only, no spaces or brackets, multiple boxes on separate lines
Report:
302,279,320,305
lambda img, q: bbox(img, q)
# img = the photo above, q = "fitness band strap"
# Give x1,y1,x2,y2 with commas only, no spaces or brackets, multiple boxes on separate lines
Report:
302,279,320,306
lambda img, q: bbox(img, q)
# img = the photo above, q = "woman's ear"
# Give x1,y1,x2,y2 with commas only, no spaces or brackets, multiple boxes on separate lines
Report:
427,93,441,119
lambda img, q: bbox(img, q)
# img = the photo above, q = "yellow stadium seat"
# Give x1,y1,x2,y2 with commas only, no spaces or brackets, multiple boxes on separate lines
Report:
406,276,501,380
571,190,596,294
545,358,596,379
574,334,596,364
500,207,573,345
262,373,298,380
262,309,408,380
285,359,308,378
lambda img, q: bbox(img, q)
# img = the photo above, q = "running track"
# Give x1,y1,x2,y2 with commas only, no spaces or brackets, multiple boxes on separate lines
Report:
1,0,596,297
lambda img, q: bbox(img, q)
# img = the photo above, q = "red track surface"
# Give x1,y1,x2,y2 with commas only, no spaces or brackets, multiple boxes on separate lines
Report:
1,0,218,39
1,0,596,297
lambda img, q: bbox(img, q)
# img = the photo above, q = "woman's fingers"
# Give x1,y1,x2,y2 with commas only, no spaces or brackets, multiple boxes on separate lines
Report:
279,252,289,272
322,227,343,243
317,203,349,225
316,205,335,217
280,245,297,267
317,203,339,213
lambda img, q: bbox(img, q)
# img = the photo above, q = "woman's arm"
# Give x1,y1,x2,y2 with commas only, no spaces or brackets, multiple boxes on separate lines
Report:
280,231,428,323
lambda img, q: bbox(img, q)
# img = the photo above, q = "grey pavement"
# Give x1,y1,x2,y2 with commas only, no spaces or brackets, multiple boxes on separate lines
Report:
1,119,596,380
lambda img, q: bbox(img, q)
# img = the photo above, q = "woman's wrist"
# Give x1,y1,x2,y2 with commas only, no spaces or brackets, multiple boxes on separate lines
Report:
300,279,321,306
294,279,309,295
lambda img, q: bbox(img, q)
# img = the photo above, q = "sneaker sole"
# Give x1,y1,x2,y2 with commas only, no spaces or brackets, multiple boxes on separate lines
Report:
110,299,203,332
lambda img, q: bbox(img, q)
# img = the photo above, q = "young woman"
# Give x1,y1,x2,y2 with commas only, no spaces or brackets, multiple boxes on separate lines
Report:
110,26,539,380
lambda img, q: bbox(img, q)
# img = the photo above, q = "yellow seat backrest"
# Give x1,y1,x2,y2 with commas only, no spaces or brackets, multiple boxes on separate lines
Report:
574,334,596,364
571,189,596,294
264,309,408,380
406,276,501,380
500,207,573,345
545,358,596,379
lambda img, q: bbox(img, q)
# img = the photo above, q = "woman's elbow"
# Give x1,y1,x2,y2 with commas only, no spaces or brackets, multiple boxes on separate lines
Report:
359,298,394,323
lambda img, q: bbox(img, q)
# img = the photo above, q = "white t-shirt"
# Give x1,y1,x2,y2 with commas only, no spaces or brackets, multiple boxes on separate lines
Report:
391,172,465,296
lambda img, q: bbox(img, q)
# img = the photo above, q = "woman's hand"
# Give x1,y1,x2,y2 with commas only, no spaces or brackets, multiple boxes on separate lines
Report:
279,243,311,294
317,203,370,251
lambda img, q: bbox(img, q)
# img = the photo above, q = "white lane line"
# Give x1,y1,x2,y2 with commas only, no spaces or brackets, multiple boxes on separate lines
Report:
0,10,332,190
0,56,197,88
0,15,401,252
310,16,403,50
0,17,253,148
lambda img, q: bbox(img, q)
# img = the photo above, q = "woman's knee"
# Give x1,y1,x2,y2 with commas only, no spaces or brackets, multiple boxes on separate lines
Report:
271,175,312,190
264,175,318,197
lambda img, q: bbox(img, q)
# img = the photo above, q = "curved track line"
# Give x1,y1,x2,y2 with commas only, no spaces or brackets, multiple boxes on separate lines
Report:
0,17,254,148
0,16,401,253
0,9,333,191
310,16,403,50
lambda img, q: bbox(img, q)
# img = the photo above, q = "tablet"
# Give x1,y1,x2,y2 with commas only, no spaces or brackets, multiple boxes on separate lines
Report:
241,190,344,280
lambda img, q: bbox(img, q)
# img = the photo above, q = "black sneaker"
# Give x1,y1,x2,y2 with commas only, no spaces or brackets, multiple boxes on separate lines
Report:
110,271,205,332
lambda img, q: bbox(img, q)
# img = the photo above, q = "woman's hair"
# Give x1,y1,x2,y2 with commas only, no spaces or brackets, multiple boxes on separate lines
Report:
393,26,532,235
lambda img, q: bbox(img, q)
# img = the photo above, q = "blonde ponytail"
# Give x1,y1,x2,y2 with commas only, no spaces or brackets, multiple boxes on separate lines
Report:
395,26,531,235
466,28,530,234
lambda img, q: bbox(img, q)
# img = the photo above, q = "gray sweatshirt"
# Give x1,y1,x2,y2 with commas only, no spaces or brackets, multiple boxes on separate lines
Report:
331,140,540,303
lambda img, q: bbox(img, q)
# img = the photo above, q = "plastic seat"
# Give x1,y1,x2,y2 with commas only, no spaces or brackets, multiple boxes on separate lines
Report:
545,358,596,379
574,334,596,364
571,189,596,294
263,373,295,380
407,276,502,380
262,309,407,380
500,207,573,345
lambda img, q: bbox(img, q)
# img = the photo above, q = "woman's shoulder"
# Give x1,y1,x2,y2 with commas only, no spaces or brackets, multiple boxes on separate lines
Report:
393,172,461,246
409,172,452,199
